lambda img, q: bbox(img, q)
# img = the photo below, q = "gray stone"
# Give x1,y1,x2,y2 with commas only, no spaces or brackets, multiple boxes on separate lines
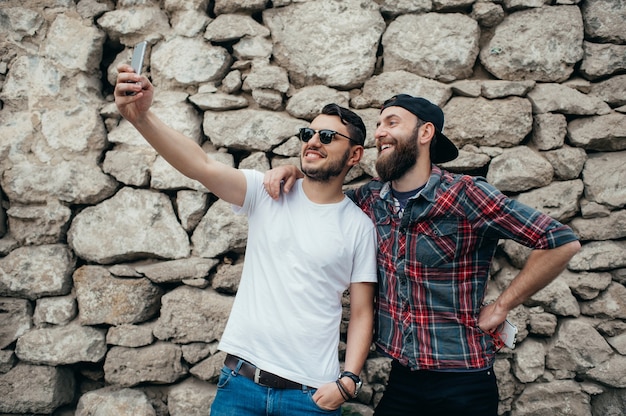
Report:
154,286,233,344
568,113,626,151
68,187,190,264
75,387,156,416
0,7,43,42
585,354,626,388
580,42,626,80
558,270,613,300
581,0,626,44
527,83,611,115
33,295,77,326
357,71,452,109
0,363,75,414
151,36,231,88
531,113,567,150
570,210,626,241
168,377,218,416
135,257,219,284
6,201,72,245
480,6,584,82
106,323,156,348
569,241,626,272
513,338,546,383
0,298,32,350
263,0,385,88
189,92,249,111
514,180,584,223
44,14,105,72
445,96,533,148
542,146,587,181
589,74,626,107
382,13,479,82
191,199,249,258
486,147,554,193
211,260,244,295
512,379,591,416
0,244,75,300
74,265,163,326
104,343,187,387
16,322,107,366
579,282,626,320
214,0,266,14
181,342,217,366
189,351,227,382
205,13,269,42
286,86,350,121
203,109,303,152
96,7,170,45
582,152,626,209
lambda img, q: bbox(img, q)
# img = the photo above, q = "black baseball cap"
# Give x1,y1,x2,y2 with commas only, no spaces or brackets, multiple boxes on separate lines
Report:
381,94,458,163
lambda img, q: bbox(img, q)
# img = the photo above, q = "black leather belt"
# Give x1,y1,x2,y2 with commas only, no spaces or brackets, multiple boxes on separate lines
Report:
225,354,306,390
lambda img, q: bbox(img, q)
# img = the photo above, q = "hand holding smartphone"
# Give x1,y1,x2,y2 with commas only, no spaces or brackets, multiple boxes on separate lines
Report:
498,319,518,349
126,40,147,96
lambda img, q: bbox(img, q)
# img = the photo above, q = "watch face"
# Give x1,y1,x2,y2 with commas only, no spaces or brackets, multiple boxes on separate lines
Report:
354,380,363,395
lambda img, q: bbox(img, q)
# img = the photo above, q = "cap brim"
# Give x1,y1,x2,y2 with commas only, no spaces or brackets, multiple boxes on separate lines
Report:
432,132,459,164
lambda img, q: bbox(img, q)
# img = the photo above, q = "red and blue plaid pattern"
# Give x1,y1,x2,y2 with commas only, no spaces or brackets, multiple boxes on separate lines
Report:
348,166,579,370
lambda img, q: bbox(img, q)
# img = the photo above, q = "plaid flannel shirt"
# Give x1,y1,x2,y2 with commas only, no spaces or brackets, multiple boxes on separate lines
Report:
348,166,579,371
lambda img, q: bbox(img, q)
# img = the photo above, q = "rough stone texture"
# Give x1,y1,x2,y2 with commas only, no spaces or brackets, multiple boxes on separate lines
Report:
104,343,188,387
382,13,480,82
75,387,157,416
1,0,625,414
480,6,584,82
0,364,75,414
15,322,107,366
74,265,164,326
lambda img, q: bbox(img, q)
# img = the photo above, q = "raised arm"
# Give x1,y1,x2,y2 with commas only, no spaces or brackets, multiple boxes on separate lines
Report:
114,64,246,206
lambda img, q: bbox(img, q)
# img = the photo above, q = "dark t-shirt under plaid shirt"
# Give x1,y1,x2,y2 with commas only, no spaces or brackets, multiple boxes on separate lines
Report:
347,165,579,371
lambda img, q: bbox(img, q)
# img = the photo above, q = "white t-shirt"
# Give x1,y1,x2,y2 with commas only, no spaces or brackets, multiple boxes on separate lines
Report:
218,170,377,388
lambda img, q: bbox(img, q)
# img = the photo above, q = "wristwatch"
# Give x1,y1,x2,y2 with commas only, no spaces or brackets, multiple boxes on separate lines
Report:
340,371,363,397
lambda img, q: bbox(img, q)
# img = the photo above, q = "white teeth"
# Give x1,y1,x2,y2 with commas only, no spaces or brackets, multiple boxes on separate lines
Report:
381,144,392,151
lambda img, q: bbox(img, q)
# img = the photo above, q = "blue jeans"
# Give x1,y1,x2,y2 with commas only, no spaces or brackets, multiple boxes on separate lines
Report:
210,365,341,416
374,360,498,416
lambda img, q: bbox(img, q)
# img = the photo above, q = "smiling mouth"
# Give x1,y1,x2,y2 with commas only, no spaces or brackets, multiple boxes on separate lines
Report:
304,149,325,160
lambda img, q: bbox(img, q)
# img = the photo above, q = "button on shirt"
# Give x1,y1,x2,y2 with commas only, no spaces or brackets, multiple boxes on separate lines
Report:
348,166,579,371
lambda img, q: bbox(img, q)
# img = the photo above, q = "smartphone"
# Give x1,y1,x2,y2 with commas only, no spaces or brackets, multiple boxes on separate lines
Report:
126,40,147,95
498,319,518,349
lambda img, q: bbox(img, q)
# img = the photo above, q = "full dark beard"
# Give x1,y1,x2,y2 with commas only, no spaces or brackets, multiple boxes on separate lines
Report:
301,148,350,183
375,129,420,182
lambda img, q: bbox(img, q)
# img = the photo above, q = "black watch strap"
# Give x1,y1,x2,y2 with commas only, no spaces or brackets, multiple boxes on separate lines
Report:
340,371,362,396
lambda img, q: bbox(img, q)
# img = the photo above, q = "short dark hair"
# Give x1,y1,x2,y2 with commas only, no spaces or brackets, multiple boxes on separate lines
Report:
321,103,366,146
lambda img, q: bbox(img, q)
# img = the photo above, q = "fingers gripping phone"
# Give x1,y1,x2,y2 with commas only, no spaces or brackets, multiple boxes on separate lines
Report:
126,40,147,96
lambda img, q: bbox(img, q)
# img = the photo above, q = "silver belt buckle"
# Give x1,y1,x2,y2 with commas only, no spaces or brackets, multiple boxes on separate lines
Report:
254,367,262,384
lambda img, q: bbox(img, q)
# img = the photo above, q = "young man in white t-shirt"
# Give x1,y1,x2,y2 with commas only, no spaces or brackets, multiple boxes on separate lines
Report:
115,64,377,415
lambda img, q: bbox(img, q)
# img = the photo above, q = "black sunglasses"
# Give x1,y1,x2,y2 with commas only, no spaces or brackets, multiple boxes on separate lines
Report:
298,127,358,145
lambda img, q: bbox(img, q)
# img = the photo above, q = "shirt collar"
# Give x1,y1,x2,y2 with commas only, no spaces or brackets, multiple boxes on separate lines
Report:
379,164,443,203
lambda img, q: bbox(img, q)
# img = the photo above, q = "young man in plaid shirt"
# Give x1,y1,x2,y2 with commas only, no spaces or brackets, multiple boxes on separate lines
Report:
265,94,581,415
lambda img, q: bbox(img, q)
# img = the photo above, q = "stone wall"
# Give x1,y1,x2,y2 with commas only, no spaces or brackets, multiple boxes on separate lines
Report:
0,0,625,415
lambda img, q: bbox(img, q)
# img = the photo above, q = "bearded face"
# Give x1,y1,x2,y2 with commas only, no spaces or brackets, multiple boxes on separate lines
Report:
375,125,420,182
301,147,351,183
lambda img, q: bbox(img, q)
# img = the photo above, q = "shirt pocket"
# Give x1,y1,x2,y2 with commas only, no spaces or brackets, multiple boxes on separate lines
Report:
413,218,459,267
374,205,394,252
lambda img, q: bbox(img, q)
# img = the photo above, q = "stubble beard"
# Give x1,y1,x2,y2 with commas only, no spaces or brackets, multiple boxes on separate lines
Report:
375,128,419,183
301,148,351,183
